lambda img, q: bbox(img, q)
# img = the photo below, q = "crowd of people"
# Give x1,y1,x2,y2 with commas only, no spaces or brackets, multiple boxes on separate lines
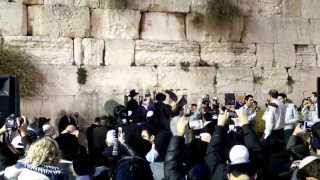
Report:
0,89,319,180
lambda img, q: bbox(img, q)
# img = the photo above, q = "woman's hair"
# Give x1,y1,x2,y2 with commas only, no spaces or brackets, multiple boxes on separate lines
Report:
25,137,61,166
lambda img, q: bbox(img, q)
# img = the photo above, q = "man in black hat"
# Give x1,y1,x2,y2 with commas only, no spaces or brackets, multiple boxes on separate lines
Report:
126,89,141,123
151,92,173,132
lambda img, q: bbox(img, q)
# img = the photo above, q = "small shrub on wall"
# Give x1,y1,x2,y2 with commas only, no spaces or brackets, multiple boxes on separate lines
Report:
192,0,242,26
77,65,88,85
0,47,45,97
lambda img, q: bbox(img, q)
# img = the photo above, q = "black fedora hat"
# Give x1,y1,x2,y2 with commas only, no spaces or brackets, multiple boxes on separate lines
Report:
165,89,178,102
129,89,139,97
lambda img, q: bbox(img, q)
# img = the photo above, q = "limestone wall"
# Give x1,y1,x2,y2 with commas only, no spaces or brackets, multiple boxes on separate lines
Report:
0,0,319,126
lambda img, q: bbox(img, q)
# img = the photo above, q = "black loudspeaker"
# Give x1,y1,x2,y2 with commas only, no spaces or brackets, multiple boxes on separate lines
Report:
0,75,20,121
225,93,235,106
317,77,320,118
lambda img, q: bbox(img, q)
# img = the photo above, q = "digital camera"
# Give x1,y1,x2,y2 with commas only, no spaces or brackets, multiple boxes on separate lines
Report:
5,114,22,130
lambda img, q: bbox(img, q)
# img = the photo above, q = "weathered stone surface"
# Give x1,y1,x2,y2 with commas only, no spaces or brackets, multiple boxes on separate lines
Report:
216,67,253,93
256,43,274,67
290,67,320,103
148,0,191,13
243,17,276,43
274,44,296,67
91,9,141,39
0,2,27,36
43,0,94,7
135,40,200,66
302,0,320,18
13,0,43,4
295,45,317,67
254,68,288,102
43,0,72,5
258,0,282,16
157,67,216,93
309,19,320,44
315,45,320,67
186,14,244,42
74,38,104,66
84,67,157,94
99,0,191,12
74,38,82,65
141,12,186,41
82,38,104,66
37,65,79,95
28,5,90,38
282,0,302,17
3,36,74,65
155,66,217,104
275,17,310,44
105,39,135,66
201,42,257,67
238,0,259,16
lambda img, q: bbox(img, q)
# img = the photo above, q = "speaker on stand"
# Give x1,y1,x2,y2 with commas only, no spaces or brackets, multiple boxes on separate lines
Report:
0,75,20,125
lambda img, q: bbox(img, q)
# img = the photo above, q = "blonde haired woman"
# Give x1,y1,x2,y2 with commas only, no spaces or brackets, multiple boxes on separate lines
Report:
4,137,68,180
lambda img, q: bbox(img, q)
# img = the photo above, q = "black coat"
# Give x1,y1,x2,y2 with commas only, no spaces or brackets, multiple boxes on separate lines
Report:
58,115,77,133
152,102,172,131
205,125,264,180
86,124,107,155
164,125,264,180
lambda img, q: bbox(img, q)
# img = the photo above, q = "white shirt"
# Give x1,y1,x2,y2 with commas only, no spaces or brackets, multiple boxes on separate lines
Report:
284,103,299,130
262,99,286,139
239,105,256,123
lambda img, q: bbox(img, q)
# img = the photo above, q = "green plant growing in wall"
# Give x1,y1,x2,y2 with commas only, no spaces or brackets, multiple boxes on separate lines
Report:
77,65,88,85
253,75,264,85
192,0,242,26
208,0,241,22
286,75,295,87
285,67,295,93
0,46,45,97
180,61,190,72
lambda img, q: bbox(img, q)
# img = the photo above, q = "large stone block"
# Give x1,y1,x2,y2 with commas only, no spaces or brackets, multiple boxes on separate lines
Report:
28,5,90,38
258,0,282,16
309,19,320,44
254,68,288,102
91,9,141,39
186,13,244,42
262,68,288,90
243,17,276,43
13,0,43,4
3,36,74,65
36,65,79,95
135,40,200,66
290,67,320,102
282,0,302,17
275,17,310,44
105,39,135,66
256,43,274,67
201,42,257,67
21,95,77,121
295,45,317,67
99,0,191,12
83,66,157,94
216,67,254,93
141,12,186,41
274,44,296,67
0,2,27,36
148,0,191,13
43,0,72,5
302,0,320,18
74,38,104,66
156,67,216,94
238,0,259,16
